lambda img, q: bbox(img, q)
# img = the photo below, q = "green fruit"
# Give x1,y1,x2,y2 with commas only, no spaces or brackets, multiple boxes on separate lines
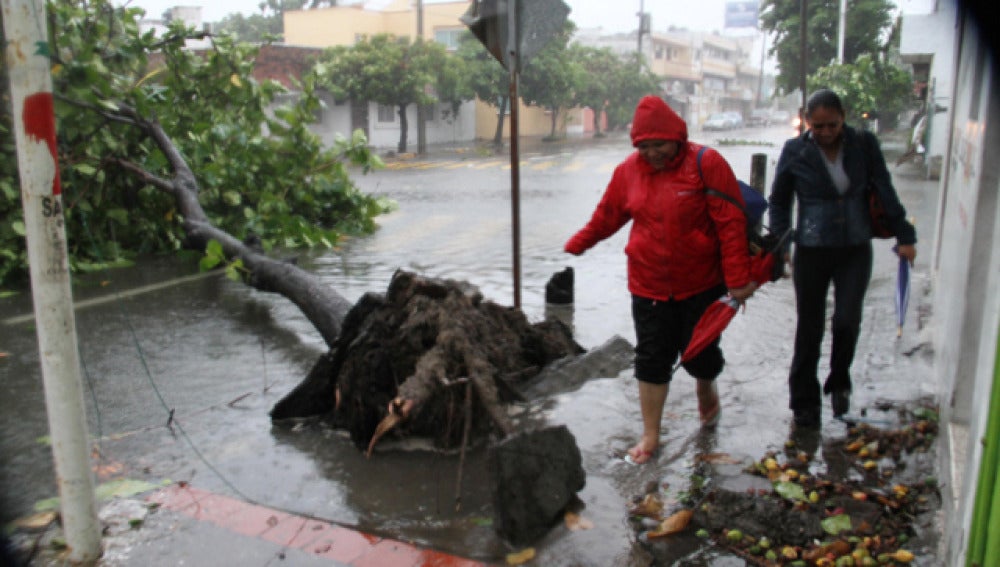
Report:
758,536,772,549
748,545,762,555
765,550,778,561
695,528,709,538
726,529,743,542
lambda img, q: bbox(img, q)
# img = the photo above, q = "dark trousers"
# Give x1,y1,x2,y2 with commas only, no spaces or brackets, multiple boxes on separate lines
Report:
788,243,872,413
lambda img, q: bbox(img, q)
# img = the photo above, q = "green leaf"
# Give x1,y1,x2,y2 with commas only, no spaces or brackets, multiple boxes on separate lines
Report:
773,481,807,502
199,255,221,271
205,239,223,258
106,209,129,225
11,221,26,236
73,163,98,176
821,514,853,535
222,191,242,206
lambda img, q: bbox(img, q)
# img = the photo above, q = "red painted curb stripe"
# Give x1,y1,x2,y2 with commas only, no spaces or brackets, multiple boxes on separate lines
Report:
147,485,488,567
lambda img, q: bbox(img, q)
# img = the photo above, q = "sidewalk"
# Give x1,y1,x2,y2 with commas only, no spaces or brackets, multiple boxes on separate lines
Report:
8,484,492,566
376,131,630,163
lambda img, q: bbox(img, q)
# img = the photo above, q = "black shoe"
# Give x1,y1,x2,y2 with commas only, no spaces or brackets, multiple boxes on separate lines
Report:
831,390,850,418
793,407,821,429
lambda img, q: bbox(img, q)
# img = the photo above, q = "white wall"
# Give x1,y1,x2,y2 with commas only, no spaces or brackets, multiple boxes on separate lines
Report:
366,100,477,153
310,92,353,147
931,13,1000,565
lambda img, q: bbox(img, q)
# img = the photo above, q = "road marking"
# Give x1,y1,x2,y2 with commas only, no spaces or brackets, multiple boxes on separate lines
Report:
529,160,556,170
2,271,222,326
472,160,504,169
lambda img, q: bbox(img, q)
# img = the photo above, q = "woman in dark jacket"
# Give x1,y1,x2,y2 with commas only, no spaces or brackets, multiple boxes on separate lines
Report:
769,89,917,429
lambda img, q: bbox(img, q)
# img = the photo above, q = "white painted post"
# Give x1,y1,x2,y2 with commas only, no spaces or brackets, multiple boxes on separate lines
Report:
2,0,102,561
837,0,846,64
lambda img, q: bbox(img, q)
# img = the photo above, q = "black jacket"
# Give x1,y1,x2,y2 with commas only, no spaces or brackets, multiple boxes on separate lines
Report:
768,125,917,249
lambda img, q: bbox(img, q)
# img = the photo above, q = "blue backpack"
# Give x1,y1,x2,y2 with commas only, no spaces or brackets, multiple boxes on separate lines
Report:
695,147,787,282
695,146,768,230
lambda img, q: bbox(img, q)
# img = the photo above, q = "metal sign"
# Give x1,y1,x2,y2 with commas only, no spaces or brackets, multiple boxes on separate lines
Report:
460,0,570,71
725,1,759,29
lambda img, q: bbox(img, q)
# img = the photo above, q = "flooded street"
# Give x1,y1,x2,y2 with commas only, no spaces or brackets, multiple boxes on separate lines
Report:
0,126,941,565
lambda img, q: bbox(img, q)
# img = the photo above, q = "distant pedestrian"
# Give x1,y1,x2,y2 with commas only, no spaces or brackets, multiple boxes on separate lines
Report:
768,88,917,429
564,95,756,464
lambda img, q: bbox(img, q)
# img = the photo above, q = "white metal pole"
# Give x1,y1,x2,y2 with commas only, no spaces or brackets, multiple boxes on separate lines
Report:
2,0,102,561
837,0,846,63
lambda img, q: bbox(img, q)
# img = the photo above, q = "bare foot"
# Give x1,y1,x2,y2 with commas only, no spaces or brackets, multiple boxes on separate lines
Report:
626,441,658,464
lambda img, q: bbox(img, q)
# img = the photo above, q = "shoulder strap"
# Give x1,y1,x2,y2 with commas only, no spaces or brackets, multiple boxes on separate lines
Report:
696,146,746,213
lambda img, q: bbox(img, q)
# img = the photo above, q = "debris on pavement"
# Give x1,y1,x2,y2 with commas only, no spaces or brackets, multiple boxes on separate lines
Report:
629,402,941,565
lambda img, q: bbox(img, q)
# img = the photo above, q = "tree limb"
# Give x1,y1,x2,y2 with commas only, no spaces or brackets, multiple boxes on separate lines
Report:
105,101,352,346
113,158,175,193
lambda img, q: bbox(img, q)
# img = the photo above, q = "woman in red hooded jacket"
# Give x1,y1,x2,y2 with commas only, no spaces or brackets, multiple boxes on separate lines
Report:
565,96,756,464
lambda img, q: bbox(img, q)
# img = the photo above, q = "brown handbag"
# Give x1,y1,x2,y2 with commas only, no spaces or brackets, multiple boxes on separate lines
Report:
868,185,894,239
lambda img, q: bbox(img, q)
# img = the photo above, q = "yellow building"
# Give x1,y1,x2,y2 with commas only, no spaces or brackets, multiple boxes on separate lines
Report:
283,0,561,144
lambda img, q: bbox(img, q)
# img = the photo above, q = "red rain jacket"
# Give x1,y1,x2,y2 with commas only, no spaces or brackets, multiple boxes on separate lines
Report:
564,96,751,301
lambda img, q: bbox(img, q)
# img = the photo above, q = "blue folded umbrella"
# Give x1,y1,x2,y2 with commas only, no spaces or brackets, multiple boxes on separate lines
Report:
895,250,911,338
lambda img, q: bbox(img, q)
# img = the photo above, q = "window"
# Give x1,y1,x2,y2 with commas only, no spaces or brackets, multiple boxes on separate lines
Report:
423,103,437,122
377,104,395,123
433,28,466,51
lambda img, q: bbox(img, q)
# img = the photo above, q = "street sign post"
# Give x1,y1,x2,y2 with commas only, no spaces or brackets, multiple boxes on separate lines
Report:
461,0,569,308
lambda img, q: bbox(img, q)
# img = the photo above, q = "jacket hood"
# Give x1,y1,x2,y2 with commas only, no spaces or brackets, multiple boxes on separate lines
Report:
630,95,688,147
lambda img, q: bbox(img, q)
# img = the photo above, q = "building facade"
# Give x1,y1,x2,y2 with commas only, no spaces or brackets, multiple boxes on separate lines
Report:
575,27,761,129
284,0,560,149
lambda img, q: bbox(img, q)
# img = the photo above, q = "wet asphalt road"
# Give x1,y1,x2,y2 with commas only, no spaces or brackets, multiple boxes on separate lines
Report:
0,124,940,565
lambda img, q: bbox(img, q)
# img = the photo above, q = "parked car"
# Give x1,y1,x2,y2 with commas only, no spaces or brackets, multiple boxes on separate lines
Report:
702,113,732,131
748,109,771,127
724,111,745,129
703,112,743,131
770,110,793,128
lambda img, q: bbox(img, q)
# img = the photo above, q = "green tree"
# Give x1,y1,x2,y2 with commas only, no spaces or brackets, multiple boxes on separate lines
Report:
214,12,281,43
455,32,510,147
569,45,616,136
569,46,660,135
603,52,661,131
520,22,583,139
0,0,387,288
808,54,913,127
320,35,467,153
760,0,894,95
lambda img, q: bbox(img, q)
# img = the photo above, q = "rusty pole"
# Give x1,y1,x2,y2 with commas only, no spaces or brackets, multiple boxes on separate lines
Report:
508,0,522,308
